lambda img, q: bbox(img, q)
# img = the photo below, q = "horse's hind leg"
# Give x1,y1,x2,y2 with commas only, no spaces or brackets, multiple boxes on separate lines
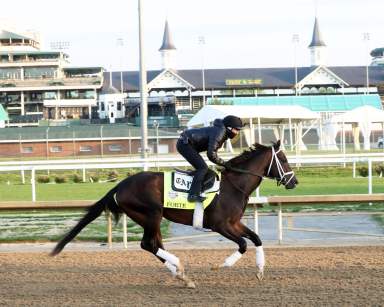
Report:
213,224,247,269
140,218,195,288
238,222,265,280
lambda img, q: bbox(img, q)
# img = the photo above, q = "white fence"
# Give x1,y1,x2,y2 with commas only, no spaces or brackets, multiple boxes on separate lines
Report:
0,153,384,202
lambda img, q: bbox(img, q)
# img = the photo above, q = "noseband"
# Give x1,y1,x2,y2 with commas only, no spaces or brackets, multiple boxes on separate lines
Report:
266,147,295,186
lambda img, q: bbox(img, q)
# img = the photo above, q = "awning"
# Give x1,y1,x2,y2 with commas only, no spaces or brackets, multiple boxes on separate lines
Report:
187,104,319,127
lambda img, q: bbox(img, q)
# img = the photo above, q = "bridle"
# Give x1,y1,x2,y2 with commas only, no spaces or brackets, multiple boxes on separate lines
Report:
224,146,295,193
266,146,295,186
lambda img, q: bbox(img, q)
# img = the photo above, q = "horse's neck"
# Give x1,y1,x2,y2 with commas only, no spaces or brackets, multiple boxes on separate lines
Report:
242,150,271,194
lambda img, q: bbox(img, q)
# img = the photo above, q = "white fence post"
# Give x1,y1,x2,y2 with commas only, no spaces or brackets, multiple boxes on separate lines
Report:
31,168,36,202
352,162,356,178
253,204,259,234
278,203,283,244
368,159,372,194
82,167,86,182
21,170,25,184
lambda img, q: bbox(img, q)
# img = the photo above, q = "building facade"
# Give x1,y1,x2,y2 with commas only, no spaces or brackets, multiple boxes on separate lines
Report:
106,17,384,128
0,29,103,126
0,17,383,130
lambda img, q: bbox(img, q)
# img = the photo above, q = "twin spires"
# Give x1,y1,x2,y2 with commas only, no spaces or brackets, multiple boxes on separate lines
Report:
159,20,176,51
308,17,326,48
159,19,176,70
158,15,327,69
308,17,327,66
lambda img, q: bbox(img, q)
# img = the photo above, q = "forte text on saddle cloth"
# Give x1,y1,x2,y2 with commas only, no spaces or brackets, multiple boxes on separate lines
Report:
163,171,219,210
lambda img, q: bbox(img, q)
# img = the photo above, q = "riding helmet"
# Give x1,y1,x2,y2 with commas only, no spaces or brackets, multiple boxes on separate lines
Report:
222,115,243,139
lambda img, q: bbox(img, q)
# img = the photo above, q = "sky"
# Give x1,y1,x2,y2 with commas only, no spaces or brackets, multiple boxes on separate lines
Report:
1,0,383,71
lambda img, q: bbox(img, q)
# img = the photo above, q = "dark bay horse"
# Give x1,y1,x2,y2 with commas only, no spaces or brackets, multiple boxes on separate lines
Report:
51,140,298,288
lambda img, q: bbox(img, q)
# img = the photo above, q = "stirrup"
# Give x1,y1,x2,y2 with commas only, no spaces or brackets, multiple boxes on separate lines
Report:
188,194,206,202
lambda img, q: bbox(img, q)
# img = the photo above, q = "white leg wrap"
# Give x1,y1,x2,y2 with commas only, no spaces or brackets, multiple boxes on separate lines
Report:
193,202,204,229
256,246,265,269
164,261,177,276
223,251,242,267
156,248,180,267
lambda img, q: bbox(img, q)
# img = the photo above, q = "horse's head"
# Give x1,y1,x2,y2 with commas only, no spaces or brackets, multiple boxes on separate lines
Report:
266,140,298,189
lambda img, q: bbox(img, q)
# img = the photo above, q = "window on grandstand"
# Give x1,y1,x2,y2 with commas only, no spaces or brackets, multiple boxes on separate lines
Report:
50,146,63,153
24,67,57,79
43,91,57,100
83,90,95,99
108,144,122,152
21,147,33,154
117,101,122,111
65,90,79,99
79,145,92,152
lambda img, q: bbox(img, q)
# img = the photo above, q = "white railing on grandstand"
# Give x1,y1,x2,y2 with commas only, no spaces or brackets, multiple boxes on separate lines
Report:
0,153,384,202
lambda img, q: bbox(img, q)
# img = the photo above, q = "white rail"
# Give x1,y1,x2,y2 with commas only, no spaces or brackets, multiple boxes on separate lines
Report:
1,155,384,202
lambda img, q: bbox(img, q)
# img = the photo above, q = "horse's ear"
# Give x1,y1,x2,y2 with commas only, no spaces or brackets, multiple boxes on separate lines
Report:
273,140,281,149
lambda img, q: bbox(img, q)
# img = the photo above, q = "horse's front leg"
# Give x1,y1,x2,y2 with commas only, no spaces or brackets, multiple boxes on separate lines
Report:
238,223,265,280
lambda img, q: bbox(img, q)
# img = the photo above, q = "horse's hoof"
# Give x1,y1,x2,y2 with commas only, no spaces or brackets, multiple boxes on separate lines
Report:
211,265,220,271
186,281,196,289
256,271,264,281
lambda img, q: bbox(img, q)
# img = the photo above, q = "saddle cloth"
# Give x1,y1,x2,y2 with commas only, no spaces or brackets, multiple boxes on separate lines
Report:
164,169,220,210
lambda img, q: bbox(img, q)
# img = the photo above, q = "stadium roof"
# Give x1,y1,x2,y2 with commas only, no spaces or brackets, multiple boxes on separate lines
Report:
105,66,384,91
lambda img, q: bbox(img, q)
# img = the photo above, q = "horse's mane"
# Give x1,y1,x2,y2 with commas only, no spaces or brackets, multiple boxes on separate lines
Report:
229,143,270,166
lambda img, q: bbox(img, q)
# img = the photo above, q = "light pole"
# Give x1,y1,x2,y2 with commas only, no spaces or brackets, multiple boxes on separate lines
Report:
116,38,124,93
198,36,206,107
138,0,149,166
292,34,299,96
153,120,160,170
363,32,370,95
153,120,160,153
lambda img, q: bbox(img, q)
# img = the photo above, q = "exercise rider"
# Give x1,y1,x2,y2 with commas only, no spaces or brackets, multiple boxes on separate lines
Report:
177,115,243,202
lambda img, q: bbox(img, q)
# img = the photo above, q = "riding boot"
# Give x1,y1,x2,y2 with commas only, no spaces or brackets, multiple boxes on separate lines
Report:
188,173,206,202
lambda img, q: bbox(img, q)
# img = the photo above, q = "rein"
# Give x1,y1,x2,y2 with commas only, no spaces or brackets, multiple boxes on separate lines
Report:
224,172,249,196
226,166,263,178
224,146,295,193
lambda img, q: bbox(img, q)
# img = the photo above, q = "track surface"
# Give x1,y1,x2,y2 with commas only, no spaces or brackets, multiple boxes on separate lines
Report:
0,246,383,306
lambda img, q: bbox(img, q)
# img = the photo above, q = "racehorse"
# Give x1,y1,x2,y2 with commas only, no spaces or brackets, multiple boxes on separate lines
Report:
51,140,298,288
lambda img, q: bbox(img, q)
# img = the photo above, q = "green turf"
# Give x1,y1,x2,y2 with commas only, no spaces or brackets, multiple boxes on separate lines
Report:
0,172,382,201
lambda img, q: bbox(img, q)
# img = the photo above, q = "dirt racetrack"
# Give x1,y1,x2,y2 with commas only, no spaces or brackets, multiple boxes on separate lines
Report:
0,246,383,306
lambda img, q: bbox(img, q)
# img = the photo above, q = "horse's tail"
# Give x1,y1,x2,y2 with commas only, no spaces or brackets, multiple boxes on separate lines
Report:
50,185,121,256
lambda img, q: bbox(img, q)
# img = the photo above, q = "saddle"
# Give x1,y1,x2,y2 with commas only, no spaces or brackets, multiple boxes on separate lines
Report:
171,168,220,194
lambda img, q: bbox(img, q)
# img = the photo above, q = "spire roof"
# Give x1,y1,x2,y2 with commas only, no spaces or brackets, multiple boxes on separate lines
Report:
159,20,176,51
102,72,120,94
308,17,326,48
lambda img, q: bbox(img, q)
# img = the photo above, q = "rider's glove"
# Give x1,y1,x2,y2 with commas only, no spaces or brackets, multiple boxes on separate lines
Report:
223,161,232,170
